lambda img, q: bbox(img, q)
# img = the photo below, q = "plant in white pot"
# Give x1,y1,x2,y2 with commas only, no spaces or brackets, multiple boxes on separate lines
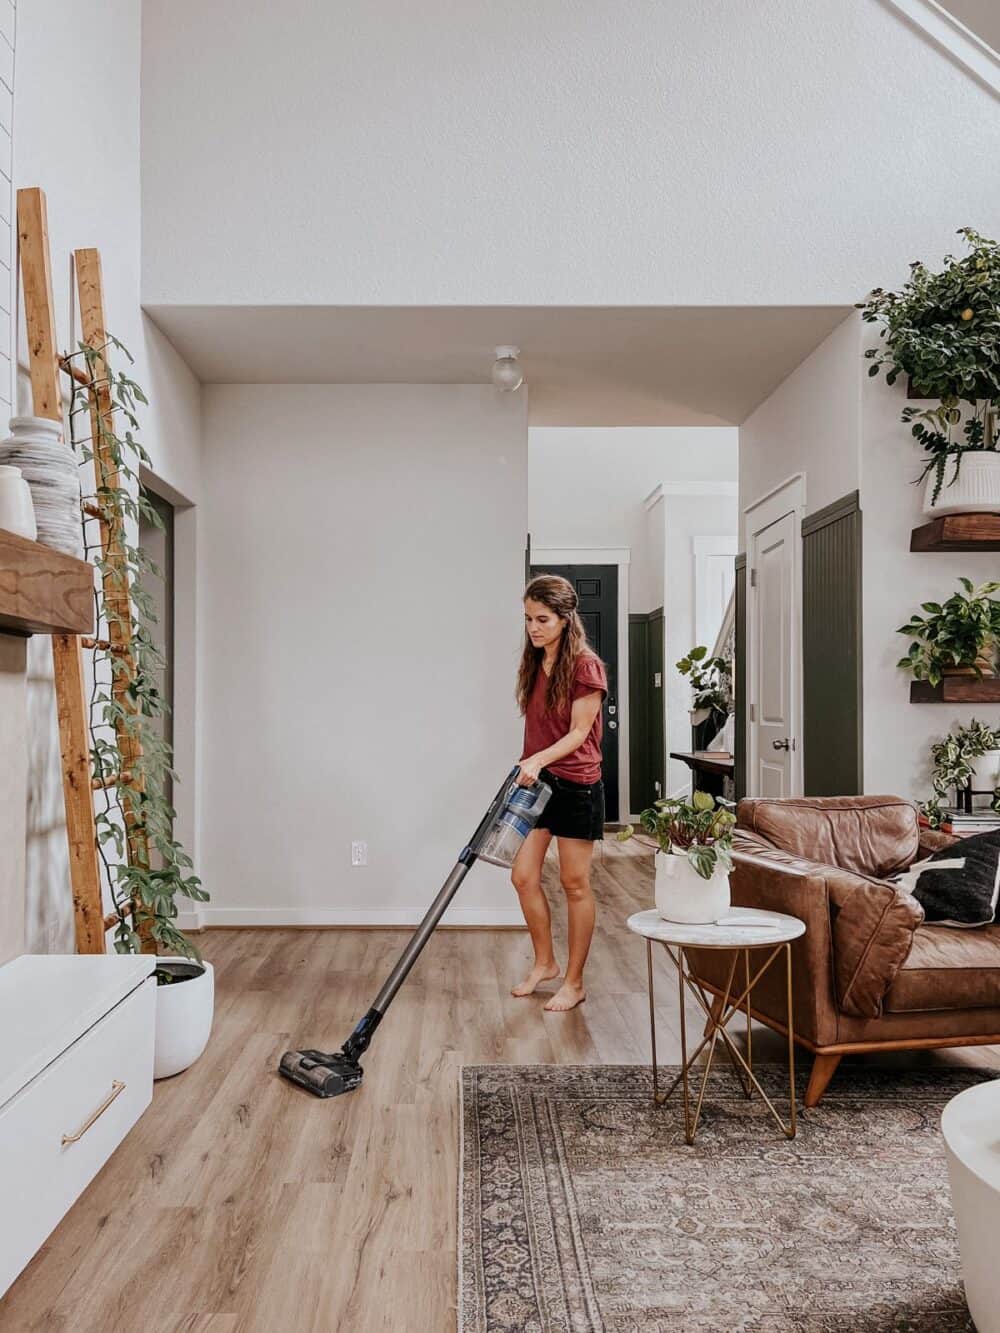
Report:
65,336,212,1081
859,228,1000,516
618,791,736,924
921,719,1000,828
676,646,732,750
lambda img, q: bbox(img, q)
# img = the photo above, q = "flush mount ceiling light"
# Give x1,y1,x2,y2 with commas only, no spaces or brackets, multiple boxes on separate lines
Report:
491,345,524,392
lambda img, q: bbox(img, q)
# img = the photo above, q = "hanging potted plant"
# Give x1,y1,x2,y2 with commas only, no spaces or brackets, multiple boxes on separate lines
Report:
676,646,732,750
859,228,1000,515
66,336,212,1081
921,719,1000,828
897,579,1000,685
618,791,736,923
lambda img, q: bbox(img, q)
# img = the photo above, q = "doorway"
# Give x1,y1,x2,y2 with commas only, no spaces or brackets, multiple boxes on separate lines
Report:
530,560,620,821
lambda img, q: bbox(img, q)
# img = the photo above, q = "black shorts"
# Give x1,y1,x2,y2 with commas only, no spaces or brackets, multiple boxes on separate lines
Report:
536,770,605,841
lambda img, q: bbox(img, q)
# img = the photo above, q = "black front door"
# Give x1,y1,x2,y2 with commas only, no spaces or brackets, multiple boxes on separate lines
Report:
530,563,619,821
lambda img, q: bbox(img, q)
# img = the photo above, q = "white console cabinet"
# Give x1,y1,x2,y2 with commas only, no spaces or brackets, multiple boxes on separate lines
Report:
0,955,156,1296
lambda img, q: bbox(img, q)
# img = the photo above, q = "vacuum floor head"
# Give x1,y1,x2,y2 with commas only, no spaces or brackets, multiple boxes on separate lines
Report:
279,1047,364,1098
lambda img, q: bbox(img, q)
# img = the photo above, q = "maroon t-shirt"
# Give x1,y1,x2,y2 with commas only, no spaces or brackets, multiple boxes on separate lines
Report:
520,652,608,784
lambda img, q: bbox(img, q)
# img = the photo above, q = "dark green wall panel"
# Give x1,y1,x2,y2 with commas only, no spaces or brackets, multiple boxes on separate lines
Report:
734,556,746,800
802,492,863,796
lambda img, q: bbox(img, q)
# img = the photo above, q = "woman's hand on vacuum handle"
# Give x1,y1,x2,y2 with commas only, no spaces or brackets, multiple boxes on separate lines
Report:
516,755,543,786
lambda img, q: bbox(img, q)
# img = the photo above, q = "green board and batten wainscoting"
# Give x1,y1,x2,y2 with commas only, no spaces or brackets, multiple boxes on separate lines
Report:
628,608,664,814
734,555,747,799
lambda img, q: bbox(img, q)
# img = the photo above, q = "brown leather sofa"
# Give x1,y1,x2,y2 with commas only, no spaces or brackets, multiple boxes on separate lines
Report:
686,795,1000,1107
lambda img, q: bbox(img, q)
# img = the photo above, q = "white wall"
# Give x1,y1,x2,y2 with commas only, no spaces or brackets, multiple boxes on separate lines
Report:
861,352,1000,801
141,1,1000,309
740,314,863,544
663,493,739,793
529,426,737,612
198,385,528,925
5,0,202,958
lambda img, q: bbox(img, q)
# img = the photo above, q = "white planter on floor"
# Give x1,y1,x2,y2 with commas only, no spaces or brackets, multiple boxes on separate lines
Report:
969,749,1000,793
654,851,731,924
153,958,214,1080
923,450,1000,517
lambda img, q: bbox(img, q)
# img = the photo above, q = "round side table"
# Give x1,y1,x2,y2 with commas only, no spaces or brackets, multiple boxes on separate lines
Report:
942,1079,1000,1333
626,906,805,1145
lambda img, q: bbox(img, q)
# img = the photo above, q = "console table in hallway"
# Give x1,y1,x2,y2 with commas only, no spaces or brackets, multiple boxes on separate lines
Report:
670,750,734,800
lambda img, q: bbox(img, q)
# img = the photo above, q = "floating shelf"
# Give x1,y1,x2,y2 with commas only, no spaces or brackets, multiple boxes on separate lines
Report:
910,512,1000,552
910,677,1000,704
0,529,94,636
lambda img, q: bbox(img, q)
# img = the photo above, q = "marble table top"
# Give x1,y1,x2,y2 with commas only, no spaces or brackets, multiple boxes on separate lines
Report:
626,906,805,948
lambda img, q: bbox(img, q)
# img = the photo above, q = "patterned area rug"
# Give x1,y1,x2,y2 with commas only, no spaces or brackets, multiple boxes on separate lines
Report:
460,1063,990,1332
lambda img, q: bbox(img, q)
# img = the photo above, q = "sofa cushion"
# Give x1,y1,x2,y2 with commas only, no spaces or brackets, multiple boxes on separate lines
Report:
737,796,919,879
884,923,1000,1013
893,830,1000,929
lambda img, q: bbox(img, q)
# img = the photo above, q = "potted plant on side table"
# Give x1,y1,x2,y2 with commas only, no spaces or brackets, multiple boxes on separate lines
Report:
859,227,1000,515
619,791,736,923
921,719,1000,830
677,645,732,750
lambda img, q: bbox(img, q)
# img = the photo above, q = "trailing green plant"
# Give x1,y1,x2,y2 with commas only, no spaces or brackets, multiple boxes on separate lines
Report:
65,335,207,958
897,578,1000,686
617,790,736,880
676,645,732,716
858,228,1000,504
921,719,1000,827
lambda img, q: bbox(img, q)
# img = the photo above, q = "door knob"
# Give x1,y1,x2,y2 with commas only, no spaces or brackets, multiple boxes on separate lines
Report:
608,720,617,731
772,738,790,751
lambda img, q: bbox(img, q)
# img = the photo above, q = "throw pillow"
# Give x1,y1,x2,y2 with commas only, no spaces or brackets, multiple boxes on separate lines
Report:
893,829,1000,928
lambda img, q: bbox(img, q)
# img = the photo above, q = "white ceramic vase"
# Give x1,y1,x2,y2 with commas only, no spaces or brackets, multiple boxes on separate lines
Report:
969,750,1000,793
654,850,731,924
0,465,37,539
689,707,711,726
0,416,84,557
153,958,215,1080
923,451,1000,517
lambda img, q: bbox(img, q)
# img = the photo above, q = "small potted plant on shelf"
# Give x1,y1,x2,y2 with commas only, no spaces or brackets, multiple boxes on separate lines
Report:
920,719,1000,829
859,228,1000,516
618,791,736,923
676,646,732,749
897,578,1000,686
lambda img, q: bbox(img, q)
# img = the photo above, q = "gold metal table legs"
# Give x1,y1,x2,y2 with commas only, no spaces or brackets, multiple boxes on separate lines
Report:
645,937,797,1145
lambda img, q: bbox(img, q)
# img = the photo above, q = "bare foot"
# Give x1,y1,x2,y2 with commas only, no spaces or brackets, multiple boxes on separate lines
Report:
543,981,586,1012
511,962,560,997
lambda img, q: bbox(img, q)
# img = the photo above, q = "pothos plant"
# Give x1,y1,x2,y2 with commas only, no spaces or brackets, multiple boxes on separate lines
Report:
897,579,1000,686
618,791,736,880
858,228,1000,505
921,719,1000,828
65,335,206,957
676,645,732,717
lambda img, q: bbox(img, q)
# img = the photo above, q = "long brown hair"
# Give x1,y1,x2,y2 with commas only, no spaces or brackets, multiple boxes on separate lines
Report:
517,574,594,715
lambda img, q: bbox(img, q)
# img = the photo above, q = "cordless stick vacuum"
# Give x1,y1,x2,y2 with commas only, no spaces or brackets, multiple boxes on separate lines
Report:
278,767,551,1098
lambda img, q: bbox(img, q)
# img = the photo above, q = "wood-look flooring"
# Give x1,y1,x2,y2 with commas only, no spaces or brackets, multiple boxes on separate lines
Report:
2,838,996,1332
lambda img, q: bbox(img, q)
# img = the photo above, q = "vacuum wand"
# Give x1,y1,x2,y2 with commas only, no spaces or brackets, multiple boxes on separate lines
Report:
278,766,550,1098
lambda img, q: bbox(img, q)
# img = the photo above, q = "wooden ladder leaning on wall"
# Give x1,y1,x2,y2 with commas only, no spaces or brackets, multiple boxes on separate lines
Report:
16,185,154,955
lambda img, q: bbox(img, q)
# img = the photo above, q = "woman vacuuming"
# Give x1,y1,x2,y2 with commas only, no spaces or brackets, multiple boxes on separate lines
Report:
511,574,608,1012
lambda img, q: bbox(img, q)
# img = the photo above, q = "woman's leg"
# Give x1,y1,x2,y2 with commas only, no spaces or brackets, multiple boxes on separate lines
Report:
510,828,560,996
544,837,595,1012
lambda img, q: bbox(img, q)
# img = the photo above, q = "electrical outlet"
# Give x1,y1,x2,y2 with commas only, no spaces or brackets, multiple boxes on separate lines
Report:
351,841,368,866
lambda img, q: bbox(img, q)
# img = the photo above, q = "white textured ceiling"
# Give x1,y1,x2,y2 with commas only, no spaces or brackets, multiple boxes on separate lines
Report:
145,305,851,426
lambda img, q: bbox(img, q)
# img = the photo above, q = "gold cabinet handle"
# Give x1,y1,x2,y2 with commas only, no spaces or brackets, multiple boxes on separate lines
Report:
61,1080,126,1146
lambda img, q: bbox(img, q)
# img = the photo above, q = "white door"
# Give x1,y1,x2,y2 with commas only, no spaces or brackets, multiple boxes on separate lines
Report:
750,510,797,796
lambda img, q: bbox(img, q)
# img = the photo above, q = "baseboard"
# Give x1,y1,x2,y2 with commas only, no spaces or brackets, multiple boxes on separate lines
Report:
187,907,529,929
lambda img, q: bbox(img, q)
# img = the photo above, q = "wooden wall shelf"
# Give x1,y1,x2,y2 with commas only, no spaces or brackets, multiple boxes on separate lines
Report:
910,677,1000,704
0,529,94,636
910,512,1000,551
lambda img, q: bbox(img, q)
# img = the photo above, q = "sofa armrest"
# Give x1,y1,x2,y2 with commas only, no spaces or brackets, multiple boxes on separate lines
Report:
918,828,960,857
729,844,923,1021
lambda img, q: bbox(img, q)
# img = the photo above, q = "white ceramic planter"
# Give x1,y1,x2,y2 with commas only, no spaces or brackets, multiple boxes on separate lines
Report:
969,749,1000,793
153,958,215,1080
654,851,731,924
923,450,1000,517
0,417,84,557
689,707,711,726
0,466,37,539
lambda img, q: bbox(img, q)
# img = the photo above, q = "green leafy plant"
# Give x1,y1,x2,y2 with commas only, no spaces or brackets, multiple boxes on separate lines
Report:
897,579,1000,686
858,228,1000,504
921,719,1000,827
66,335,207,958
617,790,736,880
676,645,732,716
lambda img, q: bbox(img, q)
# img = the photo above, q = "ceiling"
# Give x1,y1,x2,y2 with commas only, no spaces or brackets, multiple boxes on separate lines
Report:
144,304,852,426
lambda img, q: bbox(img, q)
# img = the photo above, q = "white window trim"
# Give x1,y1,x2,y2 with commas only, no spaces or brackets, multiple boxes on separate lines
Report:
531,545,631,820
743,474,806,797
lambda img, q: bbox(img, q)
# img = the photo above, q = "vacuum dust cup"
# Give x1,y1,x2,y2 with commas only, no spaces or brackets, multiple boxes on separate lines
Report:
475,779,552,868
